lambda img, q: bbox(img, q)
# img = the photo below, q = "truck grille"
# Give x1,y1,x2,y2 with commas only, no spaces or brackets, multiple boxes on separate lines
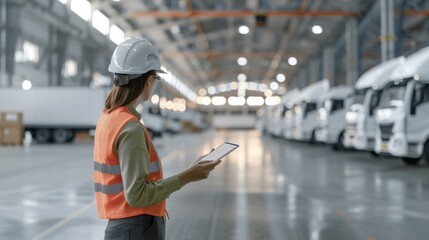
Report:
346,123,356,133
379,123,394,141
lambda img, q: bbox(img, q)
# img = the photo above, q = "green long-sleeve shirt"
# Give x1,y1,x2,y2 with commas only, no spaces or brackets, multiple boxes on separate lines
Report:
114,105,182,208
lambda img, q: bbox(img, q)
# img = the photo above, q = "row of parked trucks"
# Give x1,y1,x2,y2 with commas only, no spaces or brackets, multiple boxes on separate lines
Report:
257,46,429,165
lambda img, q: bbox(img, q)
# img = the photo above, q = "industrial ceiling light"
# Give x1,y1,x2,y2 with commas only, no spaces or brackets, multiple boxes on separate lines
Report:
312,25,323,35
198,88,207,96
151,95,160,104
238,25,250,34
270,82,279,91
218,83,227,92
276,74,286,83
288,57,297,66
237,57,247,66
264,89,272,97
22,80,32,90
171,25,180,34
237,73,247,82
207,86,216,95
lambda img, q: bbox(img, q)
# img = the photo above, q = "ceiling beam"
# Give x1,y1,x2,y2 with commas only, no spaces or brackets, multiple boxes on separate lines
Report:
160,50,309,58
127,10,360,19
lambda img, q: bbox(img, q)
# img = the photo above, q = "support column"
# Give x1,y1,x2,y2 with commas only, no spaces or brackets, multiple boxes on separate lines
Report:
0,0,6,86
298,69,308,89
56,30,69,86
4,1,23,86
308,58,320,84
345,18,359,86
380,0,395,61
323,46,335,86
80,44,96,86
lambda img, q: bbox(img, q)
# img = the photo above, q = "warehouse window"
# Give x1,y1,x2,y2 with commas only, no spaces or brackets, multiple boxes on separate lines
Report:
64,59,77,77
110,25,125,45
71,0,91,21
92,10,109,35
15,41,39,63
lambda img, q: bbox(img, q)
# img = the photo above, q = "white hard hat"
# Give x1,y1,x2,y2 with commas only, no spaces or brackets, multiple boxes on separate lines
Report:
108,37,166,76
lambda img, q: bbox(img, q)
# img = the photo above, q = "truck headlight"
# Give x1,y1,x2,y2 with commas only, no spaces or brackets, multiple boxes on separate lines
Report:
318,109,327,121
346,112,357,122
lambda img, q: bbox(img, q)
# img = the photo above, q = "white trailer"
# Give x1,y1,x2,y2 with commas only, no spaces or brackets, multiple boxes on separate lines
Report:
374,47,429,165
0,87,108,143
270,88,300,138
344,57,406,153
293,79,330,142
315,86,353,149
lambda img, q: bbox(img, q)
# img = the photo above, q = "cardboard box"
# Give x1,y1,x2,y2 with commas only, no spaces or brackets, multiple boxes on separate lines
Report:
1,125,23,145
0,112,23,126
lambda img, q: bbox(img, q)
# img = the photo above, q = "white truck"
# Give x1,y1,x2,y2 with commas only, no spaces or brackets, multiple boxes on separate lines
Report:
165,111,182,135
136,102,165,138
344,57,406,153
270,88,300,138
283,94,302,139
374,47,429,165
315,86,353,150
293,79,330,142
0,87,108,143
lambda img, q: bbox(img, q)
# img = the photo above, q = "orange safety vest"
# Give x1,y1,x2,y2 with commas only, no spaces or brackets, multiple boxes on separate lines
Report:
93,106,165,219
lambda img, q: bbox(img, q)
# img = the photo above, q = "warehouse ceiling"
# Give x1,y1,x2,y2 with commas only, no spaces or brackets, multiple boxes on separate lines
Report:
90,0,429,97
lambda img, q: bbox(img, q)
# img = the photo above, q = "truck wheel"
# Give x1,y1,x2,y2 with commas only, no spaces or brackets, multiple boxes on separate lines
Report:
335,132,346,151
34,129,51,143
147,129,155,139
66,131,75,143
422,140,429,164
402,157,421,166
311,130,317,144
370,151,380,158
53,129,71,143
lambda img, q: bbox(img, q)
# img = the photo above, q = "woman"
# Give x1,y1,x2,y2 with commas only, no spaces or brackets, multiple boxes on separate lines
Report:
93,38,221,240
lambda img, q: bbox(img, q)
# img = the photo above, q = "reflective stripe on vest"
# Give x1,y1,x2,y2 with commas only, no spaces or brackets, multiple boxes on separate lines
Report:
93,106,165,219
94,183,123,194
94,161,160,175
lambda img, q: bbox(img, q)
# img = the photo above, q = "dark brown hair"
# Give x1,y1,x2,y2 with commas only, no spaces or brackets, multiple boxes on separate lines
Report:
105,70,155,113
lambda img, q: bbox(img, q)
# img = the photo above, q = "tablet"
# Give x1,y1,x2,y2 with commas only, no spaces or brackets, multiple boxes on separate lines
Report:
199,142,239,161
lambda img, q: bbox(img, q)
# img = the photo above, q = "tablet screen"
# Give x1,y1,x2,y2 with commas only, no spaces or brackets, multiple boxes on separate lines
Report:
200,142,239,161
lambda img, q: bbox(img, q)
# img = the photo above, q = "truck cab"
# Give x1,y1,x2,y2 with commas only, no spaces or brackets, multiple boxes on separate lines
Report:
293,80,330,142
270,88,300,138
316,86,353,149
375,47,429,165
283,95,301,140
344,57,406,152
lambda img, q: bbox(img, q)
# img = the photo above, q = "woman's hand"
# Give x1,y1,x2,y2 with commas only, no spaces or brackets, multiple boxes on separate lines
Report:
189,148,215,167
178,160,222,186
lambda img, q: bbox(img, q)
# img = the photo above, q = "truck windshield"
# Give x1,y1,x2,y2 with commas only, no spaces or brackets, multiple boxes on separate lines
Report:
304,102,317,117
352,89,368,104
379,84,406,108
331,99,344,112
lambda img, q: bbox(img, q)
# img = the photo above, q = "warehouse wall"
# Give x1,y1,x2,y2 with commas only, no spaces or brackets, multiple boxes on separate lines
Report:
0,0,116,88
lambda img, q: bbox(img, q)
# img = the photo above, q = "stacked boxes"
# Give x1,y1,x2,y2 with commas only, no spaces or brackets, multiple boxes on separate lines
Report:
0,112,24,145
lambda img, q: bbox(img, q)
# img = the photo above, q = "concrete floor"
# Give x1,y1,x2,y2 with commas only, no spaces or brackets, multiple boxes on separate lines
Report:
1,130,429,240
